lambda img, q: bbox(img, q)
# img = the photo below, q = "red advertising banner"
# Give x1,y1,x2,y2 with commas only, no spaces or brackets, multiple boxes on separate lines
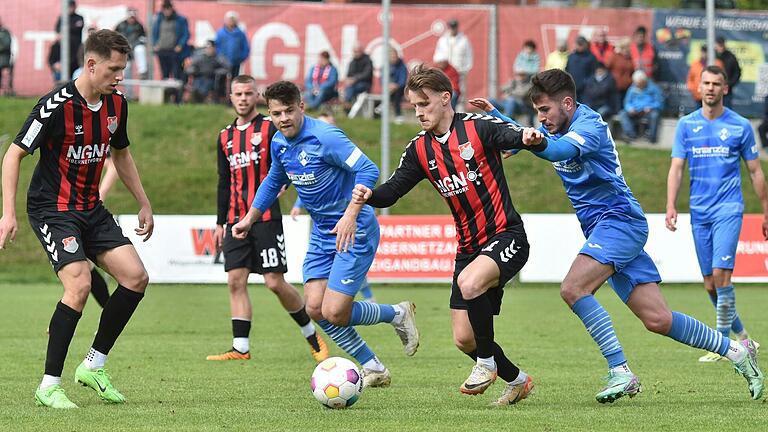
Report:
0,1,489,98
496,6,652,96
734,214,768,280
369,215,457,282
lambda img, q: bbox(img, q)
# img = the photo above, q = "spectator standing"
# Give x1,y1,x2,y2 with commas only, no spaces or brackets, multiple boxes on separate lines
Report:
687,45,724,103
115,8,148,97
433,19,472,107
342,42,373,108
566,36,598,99
152,0,189,81
304,51,338,110
630,25,657,80
606,38,635,103
715,36,741,108
618,70,664,144
386,49,409,123
434,54,460,109
759,96,768,151
215,11,249,79
590,29,614,65
544,39,569,70
54,0,84,75
48,38,62,84
0,17,12,95
513,40,540,76
582,62,619,120
186,40,229,103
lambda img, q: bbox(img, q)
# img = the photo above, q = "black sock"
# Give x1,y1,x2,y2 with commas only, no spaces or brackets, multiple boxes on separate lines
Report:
92,285,144,355
45,302,82,376
289,308,320,351
462,345,520,382
90,269,110,308
465,293,495,359
232,318,251,339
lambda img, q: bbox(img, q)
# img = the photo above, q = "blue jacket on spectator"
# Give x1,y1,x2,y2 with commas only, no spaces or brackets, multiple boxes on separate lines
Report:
152,11,189,52
623,80,663,112
566,50,598,97
215,26,250,68
389,58,408,88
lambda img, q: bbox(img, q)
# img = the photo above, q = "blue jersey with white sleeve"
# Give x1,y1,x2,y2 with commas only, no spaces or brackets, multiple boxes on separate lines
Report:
538,104,645,234
671,108,758,224
252,115,379,234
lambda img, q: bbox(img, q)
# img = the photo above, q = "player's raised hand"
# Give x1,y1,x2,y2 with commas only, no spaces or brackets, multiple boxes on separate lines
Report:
467,98,496,113
0,215,18,250
136,206,154,241
351,184,372,205
330,215,357,253
665,208,678,232
213,225,225,252
521,127,544,147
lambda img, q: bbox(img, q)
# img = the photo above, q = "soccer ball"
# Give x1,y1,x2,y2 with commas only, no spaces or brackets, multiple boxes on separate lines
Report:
310,357,363,409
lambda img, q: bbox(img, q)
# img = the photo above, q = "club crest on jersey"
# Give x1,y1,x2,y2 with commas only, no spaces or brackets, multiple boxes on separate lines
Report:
458,141,474,160
298,150,310,166
719,128,730,141
107,116,118,134
62,236,79,253
251,132,262,146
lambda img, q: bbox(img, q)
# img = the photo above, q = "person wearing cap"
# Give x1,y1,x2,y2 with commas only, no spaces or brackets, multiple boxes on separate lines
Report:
565,36,598,99
715,36,741,108
54,0,84,74
152,0,189,82
115,8,147,98
215,11,249,80
433,19,472,108
618,70,664,144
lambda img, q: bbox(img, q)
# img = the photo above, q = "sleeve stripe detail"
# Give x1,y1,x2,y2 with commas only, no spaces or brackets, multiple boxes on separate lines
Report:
565,131,586,145
345,147,363,167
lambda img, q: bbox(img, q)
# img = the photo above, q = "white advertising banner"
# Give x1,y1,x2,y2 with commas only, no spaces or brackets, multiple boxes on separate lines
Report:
520,213,702,283
117,215,310,284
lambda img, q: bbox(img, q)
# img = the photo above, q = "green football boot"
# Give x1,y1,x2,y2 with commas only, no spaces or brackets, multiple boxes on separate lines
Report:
731,339,764,400
595,370,641,403
35,384,78,409
74,362,126,403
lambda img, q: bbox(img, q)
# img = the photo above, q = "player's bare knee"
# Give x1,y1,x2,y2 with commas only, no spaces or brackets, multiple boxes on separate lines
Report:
322,306,349,326
453,335,475,353
457,273,485,300
642,311,672,334
123,269,149,292
305,301,324,321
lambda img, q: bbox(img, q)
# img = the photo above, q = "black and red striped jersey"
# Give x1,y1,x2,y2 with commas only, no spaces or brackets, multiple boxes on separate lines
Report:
368,113,528,254
216,113,281,225
14,81,129,212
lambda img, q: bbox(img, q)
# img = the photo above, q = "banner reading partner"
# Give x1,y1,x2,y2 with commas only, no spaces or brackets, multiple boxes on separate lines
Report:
653,9,768,117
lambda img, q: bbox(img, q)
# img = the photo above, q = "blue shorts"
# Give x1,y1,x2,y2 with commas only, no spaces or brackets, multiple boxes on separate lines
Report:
580,215,661,303
302,222,380,297
691,214,742,276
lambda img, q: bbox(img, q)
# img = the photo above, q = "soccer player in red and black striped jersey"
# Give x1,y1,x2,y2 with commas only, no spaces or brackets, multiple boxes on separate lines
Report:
351,65,541,405
208,75,328,362
0,30,153,409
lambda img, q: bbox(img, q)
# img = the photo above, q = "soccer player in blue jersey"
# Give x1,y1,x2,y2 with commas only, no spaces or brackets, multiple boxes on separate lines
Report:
470,68,763,402
666,65,767,362
231,81,419,388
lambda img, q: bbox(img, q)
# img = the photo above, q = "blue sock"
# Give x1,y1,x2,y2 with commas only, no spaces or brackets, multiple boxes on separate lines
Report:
360,281,374,300
316,319,375,364
349,301,395,325
708,290,744,335
715,285,736,339
666,311,729,356
571,295,626,368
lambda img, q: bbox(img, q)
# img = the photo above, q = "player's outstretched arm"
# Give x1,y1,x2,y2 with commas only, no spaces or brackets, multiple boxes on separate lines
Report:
666,157,685,232
0,145,28,249
111,147,154,241
746,158,768,240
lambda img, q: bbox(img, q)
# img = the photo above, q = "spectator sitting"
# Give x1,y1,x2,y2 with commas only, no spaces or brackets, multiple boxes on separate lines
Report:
618,70,664,144
434,54,460,109
304,50,338,110
605,38,634,103
566,36,598,99
687,44,724,103
590,29,614,65
493,69,534,126
581,62,618,120
545,39,569,70
185,40,229,103
513,40,540,76
758,96,768,151
386,48,408,123
715,36,741,108
215,11,249,79
342,42,373,109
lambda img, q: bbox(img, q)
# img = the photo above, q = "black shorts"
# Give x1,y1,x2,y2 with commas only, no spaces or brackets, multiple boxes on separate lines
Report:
222,219,288,274
449,230,529,315
28,204,132,274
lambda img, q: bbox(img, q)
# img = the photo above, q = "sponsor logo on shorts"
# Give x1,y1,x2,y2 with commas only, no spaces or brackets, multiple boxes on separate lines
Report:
588,242,602,249
62,236,79,254
721,255,732,261
341,278,355,285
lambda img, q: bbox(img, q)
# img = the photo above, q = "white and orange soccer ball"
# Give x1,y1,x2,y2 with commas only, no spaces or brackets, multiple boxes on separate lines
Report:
310,357,363,409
